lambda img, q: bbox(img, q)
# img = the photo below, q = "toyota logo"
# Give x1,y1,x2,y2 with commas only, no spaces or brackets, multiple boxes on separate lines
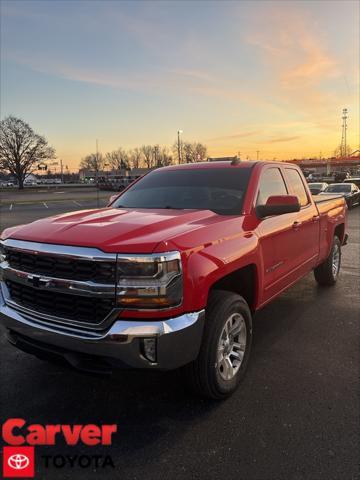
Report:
8,453,30,470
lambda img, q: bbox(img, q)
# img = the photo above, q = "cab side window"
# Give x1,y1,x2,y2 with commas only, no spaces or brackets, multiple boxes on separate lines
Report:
285,169,309,207
256,168,288,206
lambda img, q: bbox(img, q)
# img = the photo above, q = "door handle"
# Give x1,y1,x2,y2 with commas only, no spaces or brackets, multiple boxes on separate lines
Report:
292,221,302,229
312,215,320,222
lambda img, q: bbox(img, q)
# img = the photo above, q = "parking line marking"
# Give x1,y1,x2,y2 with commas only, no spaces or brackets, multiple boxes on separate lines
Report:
73,200,82,207
43,202,48,209
9,204,13,211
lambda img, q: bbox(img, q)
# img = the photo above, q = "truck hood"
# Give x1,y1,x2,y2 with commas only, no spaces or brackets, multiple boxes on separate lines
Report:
3,207,239,253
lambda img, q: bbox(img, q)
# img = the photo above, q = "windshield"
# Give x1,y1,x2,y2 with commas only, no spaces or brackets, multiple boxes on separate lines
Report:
325,184,351,193
309,183,323,188
112,167,253,215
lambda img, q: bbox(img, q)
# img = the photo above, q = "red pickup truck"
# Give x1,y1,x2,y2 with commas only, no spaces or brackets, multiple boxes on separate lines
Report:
0,161,348,399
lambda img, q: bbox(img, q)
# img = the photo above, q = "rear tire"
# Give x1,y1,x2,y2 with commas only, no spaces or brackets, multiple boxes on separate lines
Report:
314,236,341,286
183,290,252,400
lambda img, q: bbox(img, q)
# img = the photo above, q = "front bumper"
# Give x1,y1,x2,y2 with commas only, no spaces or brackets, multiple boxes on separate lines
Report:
0,291,205,372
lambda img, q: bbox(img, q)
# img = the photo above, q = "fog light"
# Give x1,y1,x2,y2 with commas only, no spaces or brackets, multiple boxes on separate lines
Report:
142,338,157,363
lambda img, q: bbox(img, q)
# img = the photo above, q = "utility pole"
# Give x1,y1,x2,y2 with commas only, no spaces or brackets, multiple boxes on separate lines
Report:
154,145,159,167
177,130,183,164
96,139,99,208
256,150,260,161
340,108,348,158
60,159,64,184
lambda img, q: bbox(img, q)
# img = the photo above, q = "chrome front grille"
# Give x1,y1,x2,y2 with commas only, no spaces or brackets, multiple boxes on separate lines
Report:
6,280,114,324
0,239,118,330
5,246,116,284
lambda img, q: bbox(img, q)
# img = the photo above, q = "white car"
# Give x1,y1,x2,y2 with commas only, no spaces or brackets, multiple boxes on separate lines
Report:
308,182,328,195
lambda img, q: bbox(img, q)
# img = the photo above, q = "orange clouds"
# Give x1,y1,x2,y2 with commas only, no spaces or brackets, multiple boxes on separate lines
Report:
245,3,342,112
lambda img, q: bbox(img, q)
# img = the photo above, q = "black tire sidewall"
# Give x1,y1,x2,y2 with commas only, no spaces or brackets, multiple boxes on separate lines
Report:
330,236,342,282
314,235,342,286
205,294,252,397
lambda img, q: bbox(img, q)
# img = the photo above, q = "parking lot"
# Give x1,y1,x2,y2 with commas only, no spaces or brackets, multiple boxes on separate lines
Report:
0,199,359,480
0,187,110,230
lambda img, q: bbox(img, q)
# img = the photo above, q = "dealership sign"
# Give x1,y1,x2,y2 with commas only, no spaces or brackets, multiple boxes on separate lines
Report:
2,418,117,477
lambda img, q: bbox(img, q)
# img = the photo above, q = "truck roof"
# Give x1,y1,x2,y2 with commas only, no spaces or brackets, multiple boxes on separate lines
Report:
160,160,298,171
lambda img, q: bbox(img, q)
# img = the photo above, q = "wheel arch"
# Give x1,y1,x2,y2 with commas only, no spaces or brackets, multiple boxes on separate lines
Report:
334,223,345,243
208,264,258,312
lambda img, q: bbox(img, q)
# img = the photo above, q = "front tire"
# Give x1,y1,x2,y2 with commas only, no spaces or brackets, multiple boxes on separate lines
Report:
184,290,252,400
314,236,341,286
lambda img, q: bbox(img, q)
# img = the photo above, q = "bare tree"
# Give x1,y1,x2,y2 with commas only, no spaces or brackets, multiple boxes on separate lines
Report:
183,141,207,163
105,148,129,171
157,146,173,167
0,116,55,189
129,147,143,169
79,153,104,172
333,144,352,158
141,145,155,169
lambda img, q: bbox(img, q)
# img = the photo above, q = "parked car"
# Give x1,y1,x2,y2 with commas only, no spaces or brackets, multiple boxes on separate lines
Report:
0,161,348,399
1,181,16,188
334,171,350,183
344,177,360,189
321,183,360,209
308,182,329,195
307,172,323,182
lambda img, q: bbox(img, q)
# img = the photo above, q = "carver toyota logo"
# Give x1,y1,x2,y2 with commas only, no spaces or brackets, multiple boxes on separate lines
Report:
2,418,117,477
3,447,35,478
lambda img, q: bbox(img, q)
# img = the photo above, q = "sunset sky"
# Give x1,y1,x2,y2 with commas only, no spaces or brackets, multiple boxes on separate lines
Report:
1,0,359,170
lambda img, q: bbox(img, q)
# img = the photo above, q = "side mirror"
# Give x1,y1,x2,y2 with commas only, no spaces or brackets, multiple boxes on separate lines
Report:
256,195,300,218
107,194,119,206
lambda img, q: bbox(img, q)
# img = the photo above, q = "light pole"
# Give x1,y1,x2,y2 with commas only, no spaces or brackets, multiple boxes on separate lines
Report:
177,130,183,164
60,159,64,184
96,139,99,208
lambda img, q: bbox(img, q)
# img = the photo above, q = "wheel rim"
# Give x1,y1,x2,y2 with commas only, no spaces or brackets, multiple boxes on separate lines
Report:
217,312,247,381
332,243,340,277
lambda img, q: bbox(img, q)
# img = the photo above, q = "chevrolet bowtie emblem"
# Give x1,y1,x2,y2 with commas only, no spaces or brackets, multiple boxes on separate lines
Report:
27,275,47,287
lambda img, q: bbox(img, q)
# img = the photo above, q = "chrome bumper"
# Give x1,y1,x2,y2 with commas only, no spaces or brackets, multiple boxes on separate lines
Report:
0,290,205,371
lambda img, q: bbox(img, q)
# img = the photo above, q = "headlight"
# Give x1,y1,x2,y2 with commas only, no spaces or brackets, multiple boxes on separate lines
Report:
116,251,182,309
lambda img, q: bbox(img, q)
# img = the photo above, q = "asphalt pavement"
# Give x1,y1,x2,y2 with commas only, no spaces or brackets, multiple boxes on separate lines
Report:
0,206,359,480
0,196,109,230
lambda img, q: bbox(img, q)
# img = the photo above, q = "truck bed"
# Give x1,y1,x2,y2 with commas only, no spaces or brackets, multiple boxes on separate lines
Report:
313,194,344,204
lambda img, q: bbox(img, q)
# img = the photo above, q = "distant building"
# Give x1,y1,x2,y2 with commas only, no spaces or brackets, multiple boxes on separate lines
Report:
130,168,153,176
79,168,127,182
79,168,153,182
24,174,38,184
288,156,360,175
